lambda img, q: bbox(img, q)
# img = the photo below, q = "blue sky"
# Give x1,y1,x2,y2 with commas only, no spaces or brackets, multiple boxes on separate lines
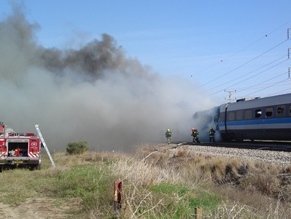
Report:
1,1,291,103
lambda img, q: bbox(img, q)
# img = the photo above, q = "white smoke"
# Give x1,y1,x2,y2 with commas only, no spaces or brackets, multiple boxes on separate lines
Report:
0,5,216,152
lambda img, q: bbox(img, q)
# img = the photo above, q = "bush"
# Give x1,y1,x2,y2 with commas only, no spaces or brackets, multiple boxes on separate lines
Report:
66,141,88,155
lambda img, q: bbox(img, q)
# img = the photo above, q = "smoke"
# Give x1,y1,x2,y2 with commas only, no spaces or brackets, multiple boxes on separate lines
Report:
0,6,215,152
191,106,221,142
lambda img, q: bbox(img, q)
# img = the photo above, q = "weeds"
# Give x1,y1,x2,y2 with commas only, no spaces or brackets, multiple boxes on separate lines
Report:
0,145,290,218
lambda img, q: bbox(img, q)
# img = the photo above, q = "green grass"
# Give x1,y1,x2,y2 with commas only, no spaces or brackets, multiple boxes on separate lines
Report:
148,183,221,218
0,155,117,218
55,165,115,210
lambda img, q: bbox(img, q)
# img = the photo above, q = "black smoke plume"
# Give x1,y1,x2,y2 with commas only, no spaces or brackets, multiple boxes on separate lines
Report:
0,6,214,152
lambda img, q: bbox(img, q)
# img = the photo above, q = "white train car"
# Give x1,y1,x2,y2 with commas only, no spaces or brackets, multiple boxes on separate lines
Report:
218,93,291,141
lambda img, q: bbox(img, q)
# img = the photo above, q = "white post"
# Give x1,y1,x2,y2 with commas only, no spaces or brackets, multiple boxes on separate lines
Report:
35,124,56,167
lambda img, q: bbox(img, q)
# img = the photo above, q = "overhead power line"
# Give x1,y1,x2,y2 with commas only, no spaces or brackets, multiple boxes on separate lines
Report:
244,78,290,97
199,21,291,98
196,21,291,80
222,58,288,92
210,57,289,96
208,55,287,93
236,72,287,93
204,39,288,87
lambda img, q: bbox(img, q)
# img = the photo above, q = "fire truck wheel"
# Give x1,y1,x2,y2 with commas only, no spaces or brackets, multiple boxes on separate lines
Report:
0,165,3,173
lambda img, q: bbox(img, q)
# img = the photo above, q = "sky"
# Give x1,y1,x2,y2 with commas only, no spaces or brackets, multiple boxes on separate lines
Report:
0,1,290,152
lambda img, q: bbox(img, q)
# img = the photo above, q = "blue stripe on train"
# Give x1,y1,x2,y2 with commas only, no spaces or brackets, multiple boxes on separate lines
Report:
218,117,291,128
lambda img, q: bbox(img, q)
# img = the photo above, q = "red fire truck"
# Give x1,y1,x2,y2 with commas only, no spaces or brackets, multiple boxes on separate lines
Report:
0,122,42,172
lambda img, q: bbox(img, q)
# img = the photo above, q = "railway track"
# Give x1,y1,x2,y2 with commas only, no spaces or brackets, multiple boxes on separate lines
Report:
165,141,291,166
174,141,291,152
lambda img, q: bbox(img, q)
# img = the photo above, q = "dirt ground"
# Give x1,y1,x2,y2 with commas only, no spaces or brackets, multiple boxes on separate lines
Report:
0,198,81,219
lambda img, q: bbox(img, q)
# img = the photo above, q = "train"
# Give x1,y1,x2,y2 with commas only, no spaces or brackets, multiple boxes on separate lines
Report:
193,93,291,142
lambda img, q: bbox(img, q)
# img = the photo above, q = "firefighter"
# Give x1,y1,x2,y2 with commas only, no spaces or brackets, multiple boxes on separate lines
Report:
14,147,20,156
209,128,215,143
165,129,173,144
191,128,200,144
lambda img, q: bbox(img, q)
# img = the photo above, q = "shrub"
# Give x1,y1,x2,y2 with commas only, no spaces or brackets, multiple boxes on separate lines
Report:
66,141,88,155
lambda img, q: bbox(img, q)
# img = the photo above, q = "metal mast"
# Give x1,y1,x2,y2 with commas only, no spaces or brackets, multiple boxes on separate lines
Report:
35,124,56,167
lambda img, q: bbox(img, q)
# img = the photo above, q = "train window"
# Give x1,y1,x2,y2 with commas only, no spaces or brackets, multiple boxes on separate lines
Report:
245,110,252,119
289,106,291,116
228,112,235,120
236,110,243,120
276,106,285,117
265,108,273,118
255,109,262,118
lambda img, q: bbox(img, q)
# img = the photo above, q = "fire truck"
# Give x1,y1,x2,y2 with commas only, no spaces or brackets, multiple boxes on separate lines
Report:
0,122,42,172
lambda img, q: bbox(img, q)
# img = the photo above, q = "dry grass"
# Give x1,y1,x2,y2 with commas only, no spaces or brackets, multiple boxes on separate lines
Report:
133,143,291,218
0,144,290,218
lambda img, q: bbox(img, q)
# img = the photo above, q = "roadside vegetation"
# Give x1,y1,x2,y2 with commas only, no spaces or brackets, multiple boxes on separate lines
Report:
0,143,290,218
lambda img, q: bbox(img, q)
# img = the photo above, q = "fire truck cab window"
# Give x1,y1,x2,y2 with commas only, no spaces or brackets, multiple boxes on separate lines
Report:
255,109,262,118
265,108,273,118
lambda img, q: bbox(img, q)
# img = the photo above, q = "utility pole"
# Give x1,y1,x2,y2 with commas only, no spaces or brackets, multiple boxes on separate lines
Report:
224,89,236,102
287,28,290,78
286,28,291,79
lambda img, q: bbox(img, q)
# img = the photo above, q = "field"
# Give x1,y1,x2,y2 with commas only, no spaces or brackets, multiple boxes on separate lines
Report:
0,143,290,219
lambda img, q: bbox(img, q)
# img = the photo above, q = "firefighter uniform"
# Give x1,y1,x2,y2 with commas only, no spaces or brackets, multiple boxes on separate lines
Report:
15,148,20,156
191,128,200,144
209,128,215,143
165,129,173,144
